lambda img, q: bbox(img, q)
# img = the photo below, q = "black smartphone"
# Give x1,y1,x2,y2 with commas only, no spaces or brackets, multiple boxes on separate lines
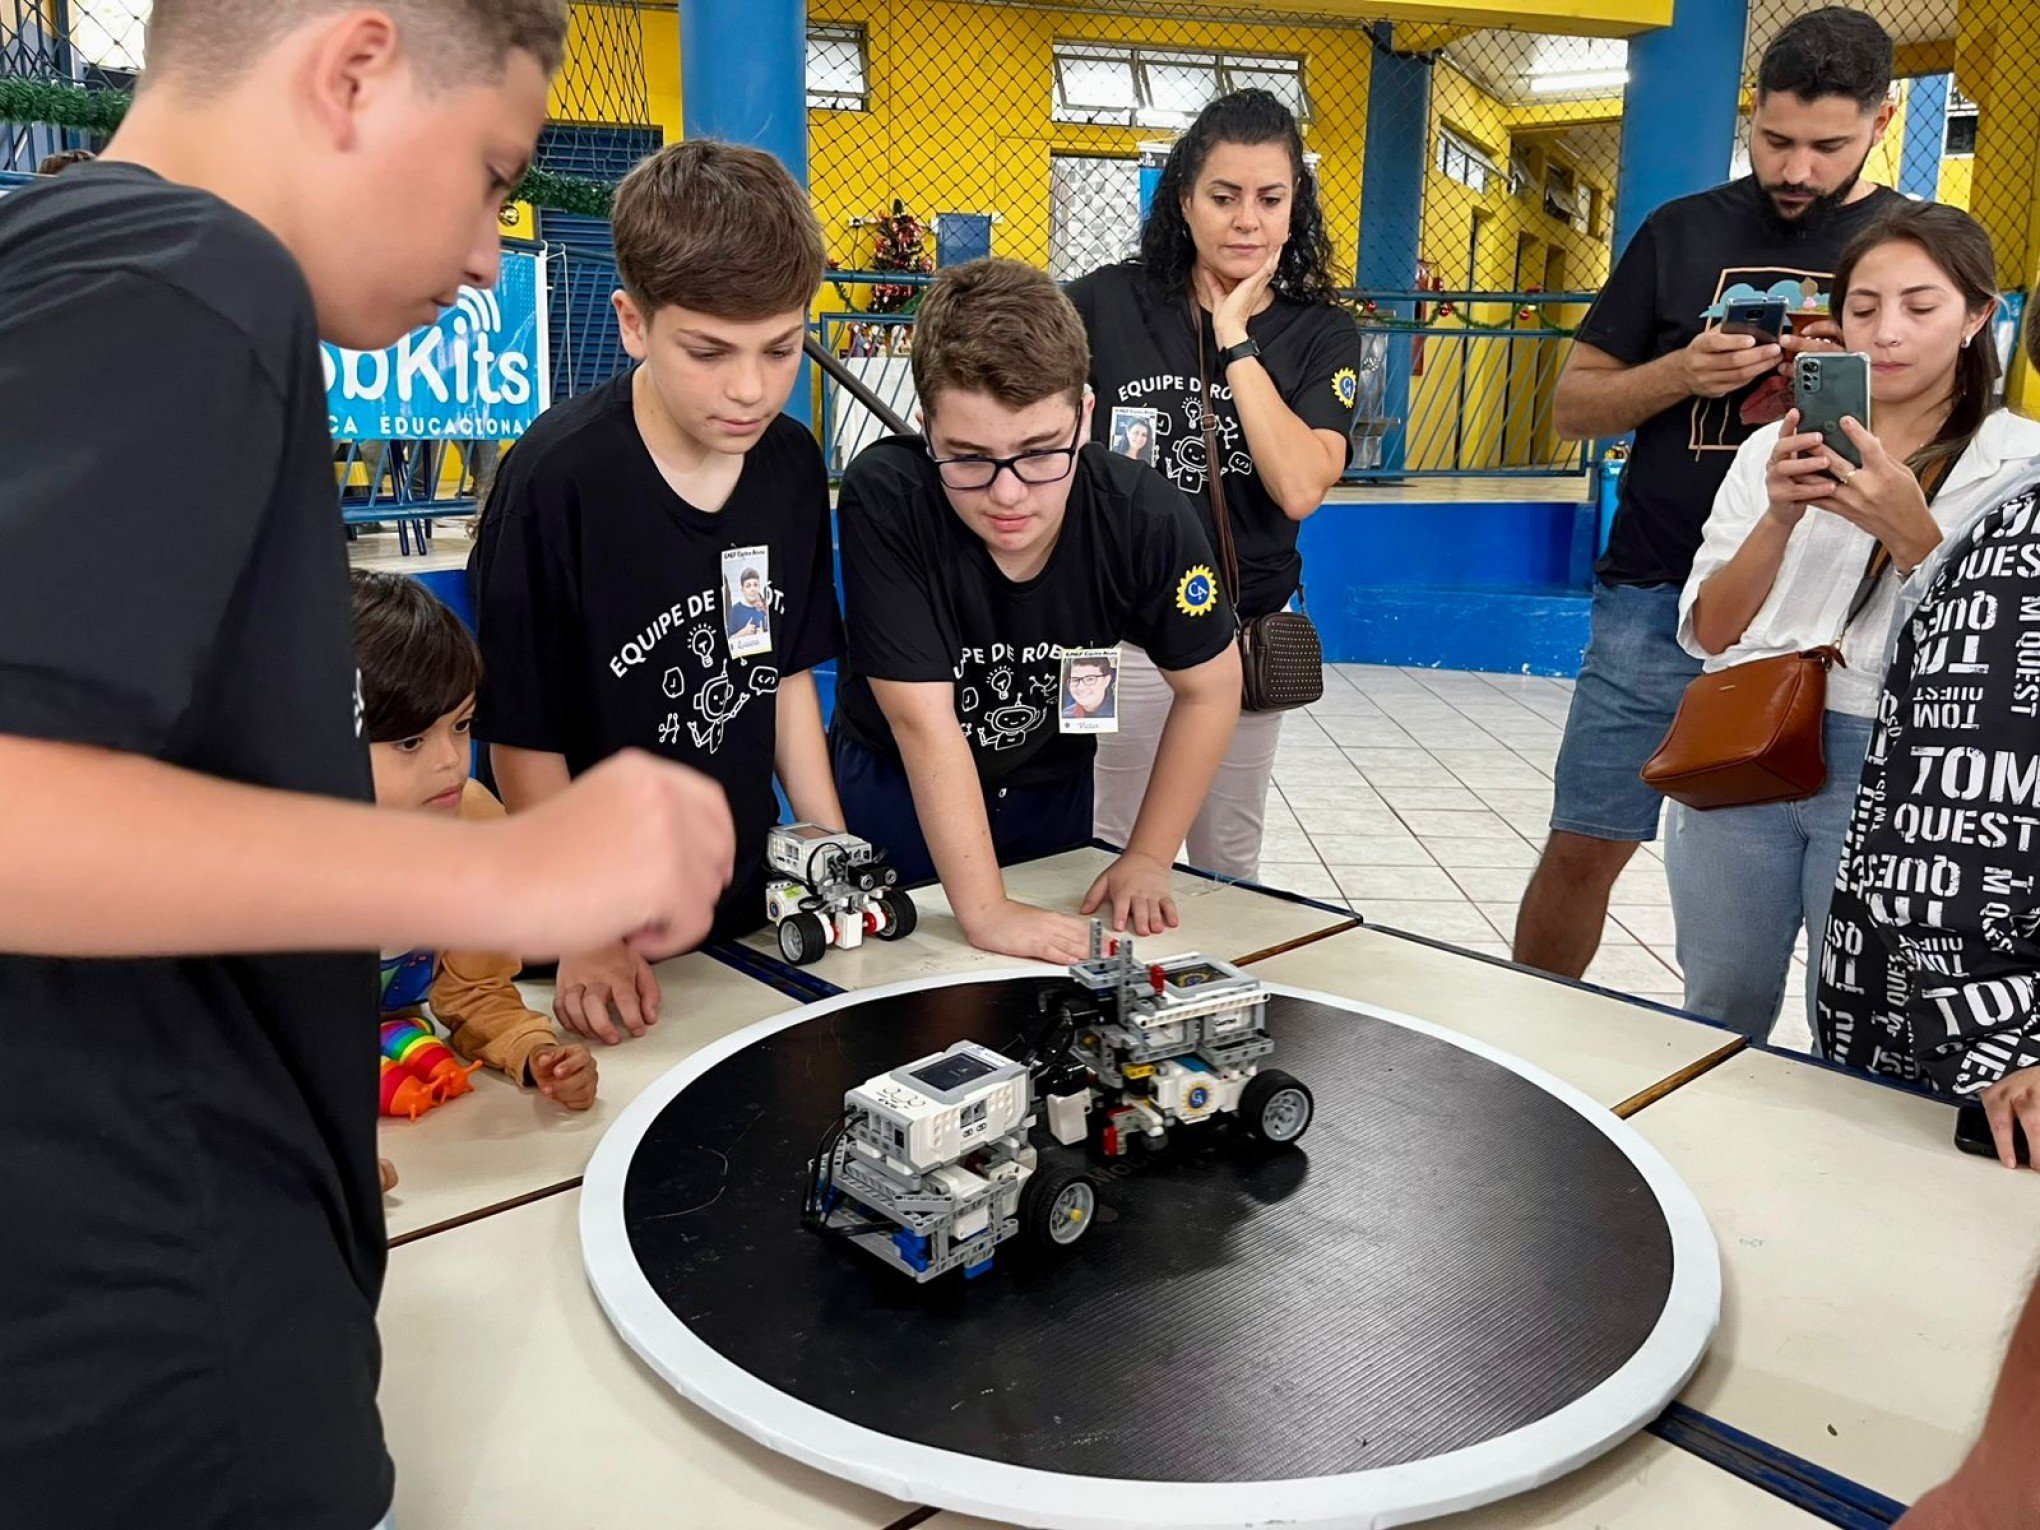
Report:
1955,1104,2031,1166
1793,351,1872,472
1721,297,1790,345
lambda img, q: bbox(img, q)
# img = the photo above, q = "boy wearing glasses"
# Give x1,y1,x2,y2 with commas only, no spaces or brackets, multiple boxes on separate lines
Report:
834,259,1243,965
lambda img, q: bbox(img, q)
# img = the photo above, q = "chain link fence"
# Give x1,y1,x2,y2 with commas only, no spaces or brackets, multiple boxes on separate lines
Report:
1741,0,2040,336
804,0,1628,477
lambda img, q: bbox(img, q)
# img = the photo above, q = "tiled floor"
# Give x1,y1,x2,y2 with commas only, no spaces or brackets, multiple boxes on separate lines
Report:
1259,663,1815,1053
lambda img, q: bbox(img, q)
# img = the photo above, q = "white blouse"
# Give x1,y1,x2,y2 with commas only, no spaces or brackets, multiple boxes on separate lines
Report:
1678,409,2040,717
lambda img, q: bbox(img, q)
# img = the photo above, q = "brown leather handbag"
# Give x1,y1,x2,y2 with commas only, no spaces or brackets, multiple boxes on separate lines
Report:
1643,458,1954,810
1196,319,1325,714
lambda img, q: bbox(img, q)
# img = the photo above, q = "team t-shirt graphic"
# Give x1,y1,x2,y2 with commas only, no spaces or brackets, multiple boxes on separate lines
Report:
609,576,784,755
955,642,1062,752
1688,266,1837,455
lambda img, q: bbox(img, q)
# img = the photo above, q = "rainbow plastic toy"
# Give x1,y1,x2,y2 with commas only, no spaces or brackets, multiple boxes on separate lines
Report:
378,1016,481,1120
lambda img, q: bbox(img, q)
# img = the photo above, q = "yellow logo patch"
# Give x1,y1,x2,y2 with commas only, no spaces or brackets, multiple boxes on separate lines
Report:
1332,367,1359,410
1176,565,1219,617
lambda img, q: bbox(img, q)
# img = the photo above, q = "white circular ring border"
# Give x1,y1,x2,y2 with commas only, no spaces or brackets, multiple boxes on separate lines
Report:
581,968,1721,1530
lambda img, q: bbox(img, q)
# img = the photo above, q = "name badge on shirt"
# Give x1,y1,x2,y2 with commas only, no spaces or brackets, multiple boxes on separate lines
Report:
1109,406,1160,469
1059,646,1121,735
722,544,773,659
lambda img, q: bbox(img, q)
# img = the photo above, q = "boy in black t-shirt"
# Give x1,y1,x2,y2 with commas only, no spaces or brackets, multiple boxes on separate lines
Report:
0,6,738,1529
835,260,1242,965
472,141,845,1043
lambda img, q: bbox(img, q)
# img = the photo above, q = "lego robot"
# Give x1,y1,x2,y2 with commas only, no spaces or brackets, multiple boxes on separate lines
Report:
1040,923,1314,1156
800,1039,1098,1282
765,823,916,966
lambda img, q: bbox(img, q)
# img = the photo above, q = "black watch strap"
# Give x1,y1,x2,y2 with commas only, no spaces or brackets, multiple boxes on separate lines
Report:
1218,337,1262,369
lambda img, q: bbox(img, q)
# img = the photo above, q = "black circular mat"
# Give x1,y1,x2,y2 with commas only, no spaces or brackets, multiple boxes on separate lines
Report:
605,976,1688,1493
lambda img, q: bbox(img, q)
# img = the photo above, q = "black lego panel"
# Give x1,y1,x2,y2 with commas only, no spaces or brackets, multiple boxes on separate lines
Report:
621,978,1674,1482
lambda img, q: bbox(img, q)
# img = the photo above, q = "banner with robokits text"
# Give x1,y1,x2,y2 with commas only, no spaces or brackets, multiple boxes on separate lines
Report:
322,248,550,441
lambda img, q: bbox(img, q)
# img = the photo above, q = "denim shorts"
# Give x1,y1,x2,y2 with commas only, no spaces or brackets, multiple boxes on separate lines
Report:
1550,580,1704,843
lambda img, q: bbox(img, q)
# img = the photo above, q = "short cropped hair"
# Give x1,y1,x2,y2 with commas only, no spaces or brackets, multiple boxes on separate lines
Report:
1757,6,1893,110
350,570,483,744
144,0,568,89
612,141,824,320
911,259,1090,415
37,148,96,175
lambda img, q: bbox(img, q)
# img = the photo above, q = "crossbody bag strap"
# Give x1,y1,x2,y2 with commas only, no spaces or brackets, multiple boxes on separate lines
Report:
1193,307,1244,605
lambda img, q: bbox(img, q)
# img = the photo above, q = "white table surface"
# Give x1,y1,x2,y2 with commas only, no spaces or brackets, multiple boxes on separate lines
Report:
378,951,796,1240
1631,1046,2038,1504
380,1187,909,1528
738,848,1355,988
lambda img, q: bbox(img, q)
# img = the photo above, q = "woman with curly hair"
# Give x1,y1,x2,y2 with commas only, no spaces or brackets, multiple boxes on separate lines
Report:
1070,88,1362,880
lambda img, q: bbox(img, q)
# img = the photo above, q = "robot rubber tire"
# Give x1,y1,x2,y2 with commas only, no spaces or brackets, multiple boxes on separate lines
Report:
1017,1163,1098,1253
777,910,829,967
1239,1069,1314,1149
876,888,918,941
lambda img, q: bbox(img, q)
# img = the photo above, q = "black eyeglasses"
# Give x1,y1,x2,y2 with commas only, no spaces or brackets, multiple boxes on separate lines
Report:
926,422,1083,491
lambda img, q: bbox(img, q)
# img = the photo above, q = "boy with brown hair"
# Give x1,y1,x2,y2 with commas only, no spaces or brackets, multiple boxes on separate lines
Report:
472,140,846,1042
0,4,738,1526
834,258,1242,965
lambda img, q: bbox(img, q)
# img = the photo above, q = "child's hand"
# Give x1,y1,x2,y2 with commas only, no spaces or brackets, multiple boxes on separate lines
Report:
378,1158,399,1195
529,1044,599,1110
555,940,661,1044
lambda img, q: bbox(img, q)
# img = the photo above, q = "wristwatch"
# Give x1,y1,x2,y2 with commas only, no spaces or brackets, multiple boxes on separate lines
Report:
1218,337,1262,370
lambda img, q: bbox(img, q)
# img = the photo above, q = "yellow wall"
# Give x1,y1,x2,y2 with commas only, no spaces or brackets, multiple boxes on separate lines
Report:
1408,59,1615,470
806,0,1371,283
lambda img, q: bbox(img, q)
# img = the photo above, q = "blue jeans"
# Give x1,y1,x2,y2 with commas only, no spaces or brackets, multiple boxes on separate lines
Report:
1552,581,1705,843
831,725,1093,887
1664,711,1874,1042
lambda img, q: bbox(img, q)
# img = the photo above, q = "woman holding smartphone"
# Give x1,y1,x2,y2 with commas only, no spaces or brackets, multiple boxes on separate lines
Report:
1668,203,2038,1041
1068,89,1363,880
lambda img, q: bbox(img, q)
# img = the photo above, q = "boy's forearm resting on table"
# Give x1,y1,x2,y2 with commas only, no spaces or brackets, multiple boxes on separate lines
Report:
0,736,519,957
1125,655,1240,865
775,672,846,829
877,685,1007,930
430,946,558,1084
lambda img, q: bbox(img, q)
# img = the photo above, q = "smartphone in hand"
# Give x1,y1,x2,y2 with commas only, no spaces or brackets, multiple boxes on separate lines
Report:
1793,351,1872,473
1955,1103,2031,1166
1722,297,1790,346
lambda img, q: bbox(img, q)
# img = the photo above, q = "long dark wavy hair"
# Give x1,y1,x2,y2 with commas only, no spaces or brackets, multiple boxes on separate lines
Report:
1137,88,1338,306
1831,200,2001,477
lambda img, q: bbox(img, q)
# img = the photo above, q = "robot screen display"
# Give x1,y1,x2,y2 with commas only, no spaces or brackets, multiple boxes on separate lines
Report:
909,1053,997,1093
792,825,837,842
1166,963,1231,990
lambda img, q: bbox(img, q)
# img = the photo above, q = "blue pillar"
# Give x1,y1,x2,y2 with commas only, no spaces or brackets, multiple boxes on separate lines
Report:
1355,27,1433,477
1611,0,1749,257
1899,74,1949,202
682,0,812,422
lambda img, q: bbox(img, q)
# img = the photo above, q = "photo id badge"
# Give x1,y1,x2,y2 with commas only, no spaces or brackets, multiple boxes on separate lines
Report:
1059,646,1121,735
1109,407,1159,468
722,544,773,659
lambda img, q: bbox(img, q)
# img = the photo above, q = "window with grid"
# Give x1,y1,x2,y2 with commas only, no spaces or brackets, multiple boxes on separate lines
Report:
807,24,868,113
1052,43,1310,129
1436,125,1502,195
1049,155,1143,282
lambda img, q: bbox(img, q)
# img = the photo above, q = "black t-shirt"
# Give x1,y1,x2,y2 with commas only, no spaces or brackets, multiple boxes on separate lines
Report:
470,373,843,938
1068,262,1363,619
0,166,388,1527
1582,177,1902,586
835,436,1236,787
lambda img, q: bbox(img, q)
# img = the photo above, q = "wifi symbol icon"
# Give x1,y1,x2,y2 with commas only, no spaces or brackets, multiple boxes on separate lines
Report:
451,285,503,334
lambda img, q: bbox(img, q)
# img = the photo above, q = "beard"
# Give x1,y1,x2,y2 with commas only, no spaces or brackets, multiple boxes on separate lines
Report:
1755,152,1869,238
